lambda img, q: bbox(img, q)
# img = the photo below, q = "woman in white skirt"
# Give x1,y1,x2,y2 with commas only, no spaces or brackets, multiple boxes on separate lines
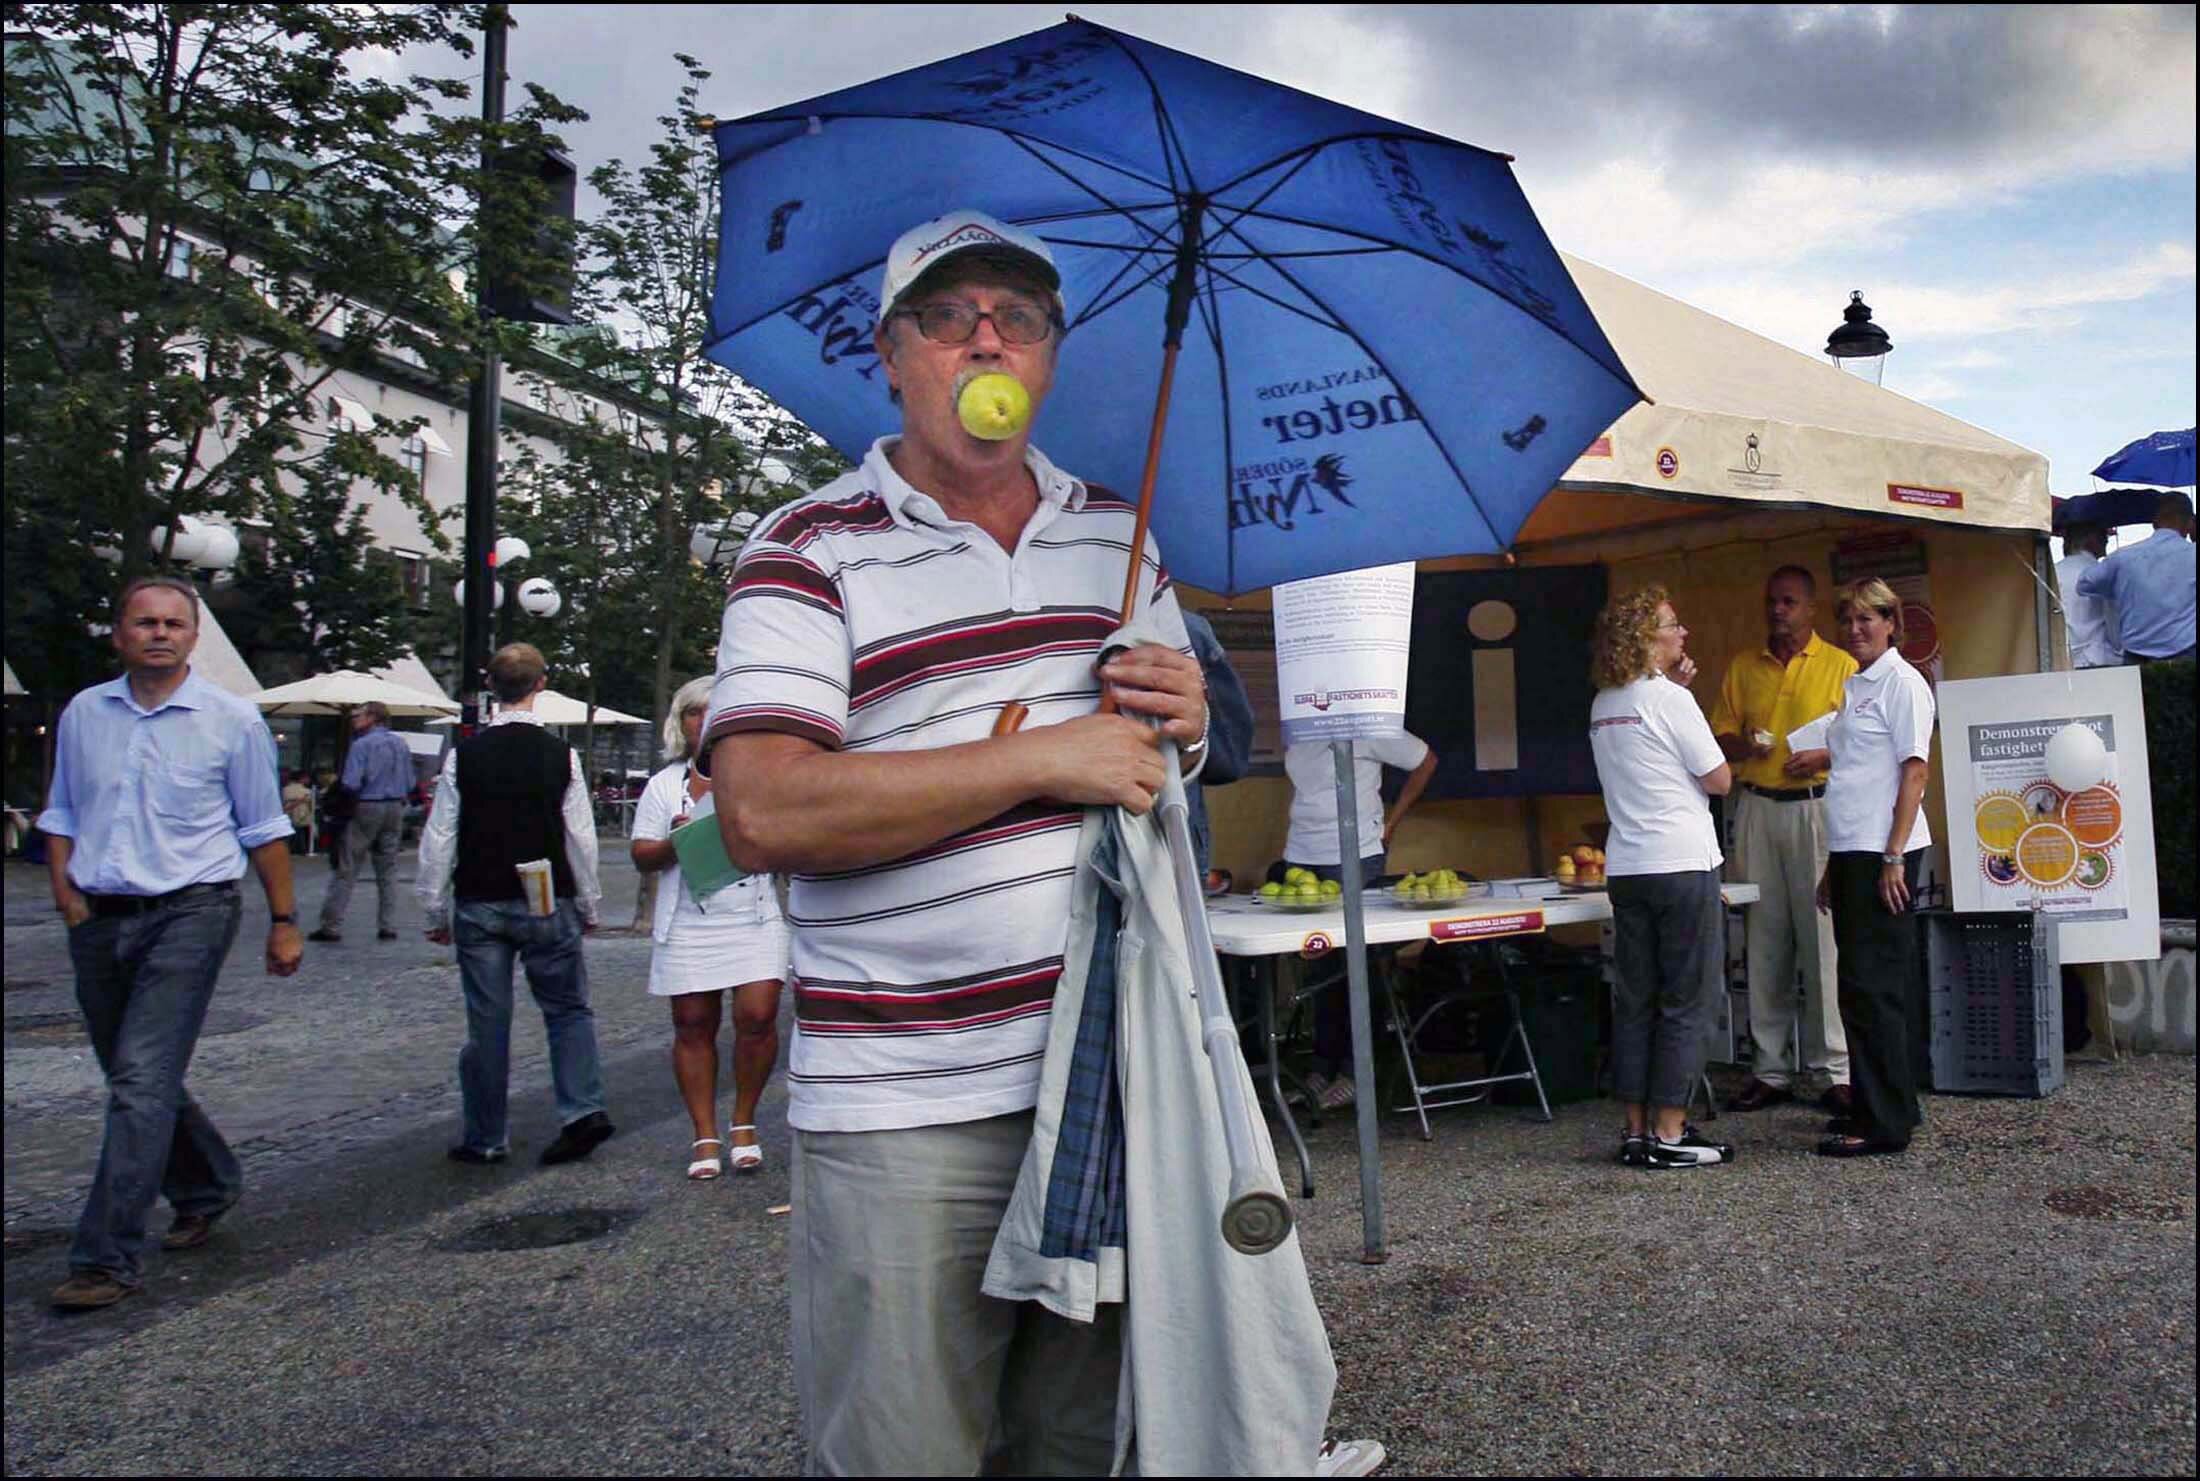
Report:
631,677,789,1179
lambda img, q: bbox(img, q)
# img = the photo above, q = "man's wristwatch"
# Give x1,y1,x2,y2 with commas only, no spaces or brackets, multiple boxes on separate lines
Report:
1880,853,1903,866
270,912,297,925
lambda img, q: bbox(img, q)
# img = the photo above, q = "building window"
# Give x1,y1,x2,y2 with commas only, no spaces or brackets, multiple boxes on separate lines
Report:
392,549,431,610
529,378,551,413
401,435,429,491
164,235,196,280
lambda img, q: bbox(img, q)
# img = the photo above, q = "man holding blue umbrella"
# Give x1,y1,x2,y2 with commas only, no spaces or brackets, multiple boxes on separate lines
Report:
2077,492,2196,664
703,212,1225,1475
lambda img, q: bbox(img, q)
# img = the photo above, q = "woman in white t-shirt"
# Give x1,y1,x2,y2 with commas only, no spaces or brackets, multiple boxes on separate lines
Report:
1588,586,1735,1171
631,677,789,1179
1808,579,1936,1160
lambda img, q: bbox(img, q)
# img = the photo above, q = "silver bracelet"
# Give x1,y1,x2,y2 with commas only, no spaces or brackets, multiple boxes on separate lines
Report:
1181,704,1211,759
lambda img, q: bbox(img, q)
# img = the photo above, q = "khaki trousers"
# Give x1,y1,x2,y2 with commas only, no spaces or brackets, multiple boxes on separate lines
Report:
1733,790,1847,1087
791,1111,1123,1477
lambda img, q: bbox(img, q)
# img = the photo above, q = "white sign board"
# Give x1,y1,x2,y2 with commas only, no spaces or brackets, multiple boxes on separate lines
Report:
1937,668,2159,964
1272,562,1416,746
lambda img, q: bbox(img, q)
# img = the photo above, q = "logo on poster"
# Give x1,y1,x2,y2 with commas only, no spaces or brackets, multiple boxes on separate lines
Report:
1656,447,1680,479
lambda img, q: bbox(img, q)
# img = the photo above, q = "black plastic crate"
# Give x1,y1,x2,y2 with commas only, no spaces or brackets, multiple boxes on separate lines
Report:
1922,910,2063,1098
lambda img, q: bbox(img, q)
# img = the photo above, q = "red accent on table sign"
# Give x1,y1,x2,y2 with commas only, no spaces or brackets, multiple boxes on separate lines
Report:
1581,435,1613,458
1887,483,1964,510
1429,911,1546,943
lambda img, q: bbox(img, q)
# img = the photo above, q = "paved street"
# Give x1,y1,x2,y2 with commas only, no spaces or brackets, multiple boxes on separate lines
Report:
4,849,2194,1475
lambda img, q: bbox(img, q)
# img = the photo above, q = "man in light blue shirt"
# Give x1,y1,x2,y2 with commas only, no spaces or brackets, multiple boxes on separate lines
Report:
311,701,418,942
38,576,302,1311
2077,493,2196,663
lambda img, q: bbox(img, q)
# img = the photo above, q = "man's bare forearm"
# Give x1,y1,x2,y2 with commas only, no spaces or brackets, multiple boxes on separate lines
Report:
47,837,81,915
248,838,296,917
714,731,1055,874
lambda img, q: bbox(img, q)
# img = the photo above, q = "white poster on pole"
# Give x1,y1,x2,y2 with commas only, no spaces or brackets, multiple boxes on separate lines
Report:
1272,562,1416,745
1937,667,2159,964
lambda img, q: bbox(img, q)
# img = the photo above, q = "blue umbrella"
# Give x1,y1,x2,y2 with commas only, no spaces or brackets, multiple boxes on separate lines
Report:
2091,428,2195,488
703,16,1643,598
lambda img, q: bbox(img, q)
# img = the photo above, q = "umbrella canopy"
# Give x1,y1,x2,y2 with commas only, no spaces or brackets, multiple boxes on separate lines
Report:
425,690,649,728
2053,487,2175,532
705,16,1641,596
249,671,460,718
2092,428,2195,487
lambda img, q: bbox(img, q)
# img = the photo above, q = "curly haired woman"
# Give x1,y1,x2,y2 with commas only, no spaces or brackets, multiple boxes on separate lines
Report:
1588,586,1736,1170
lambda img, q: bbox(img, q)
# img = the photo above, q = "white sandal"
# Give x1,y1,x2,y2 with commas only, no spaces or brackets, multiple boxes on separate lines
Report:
727,1125,763,1174
686,1138,724,1180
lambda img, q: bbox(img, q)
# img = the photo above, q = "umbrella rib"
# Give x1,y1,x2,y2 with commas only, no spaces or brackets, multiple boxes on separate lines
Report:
1218,218,1507,551
1218,200,1640,393
1204,128,1514,201
1189,260,1244,596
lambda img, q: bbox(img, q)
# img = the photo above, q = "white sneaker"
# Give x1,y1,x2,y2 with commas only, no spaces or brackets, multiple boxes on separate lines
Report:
1315,1437,1388,1477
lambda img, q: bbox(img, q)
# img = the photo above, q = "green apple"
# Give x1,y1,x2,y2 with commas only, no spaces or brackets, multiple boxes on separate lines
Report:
956,371,1032,441
1260,881,1283,898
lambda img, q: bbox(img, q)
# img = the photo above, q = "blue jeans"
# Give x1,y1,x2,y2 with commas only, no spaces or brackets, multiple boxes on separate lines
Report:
67,891,245,1284
453,899,605,1153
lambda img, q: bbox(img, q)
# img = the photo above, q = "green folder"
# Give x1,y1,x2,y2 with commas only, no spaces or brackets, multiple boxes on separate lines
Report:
671,812,747,904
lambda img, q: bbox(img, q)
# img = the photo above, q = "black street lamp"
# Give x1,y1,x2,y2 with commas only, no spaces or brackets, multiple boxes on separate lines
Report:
1825,289,1893,386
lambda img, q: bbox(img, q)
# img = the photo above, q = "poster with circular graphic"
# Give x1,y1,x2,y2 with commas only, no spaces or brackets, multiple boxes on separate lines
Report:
1951,707,2132,929
1939,669,2156,966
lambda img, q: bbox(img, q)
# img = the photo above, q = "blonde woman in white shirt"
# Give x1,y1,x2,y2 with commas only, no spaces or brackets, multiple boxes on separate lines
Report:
1807,579,1935,1160
1588,587,1736,1171
631,677,789,1179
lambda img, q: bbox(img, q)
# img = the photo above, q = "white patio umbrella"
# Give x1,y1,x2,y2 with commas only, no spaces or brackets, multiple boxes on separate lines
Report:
425,689,648,727
249,670,460,718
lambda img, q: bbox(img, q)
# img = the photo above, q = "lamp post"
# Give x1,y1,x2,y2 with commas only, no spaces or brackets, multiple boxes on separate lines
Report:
1825,289,1893,386
454,534,561,653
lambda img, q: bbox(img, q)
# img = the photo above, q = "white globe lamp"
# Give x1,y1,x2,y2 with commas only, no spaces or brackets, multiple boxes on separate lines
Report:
517,577,562,618
494,535,531,568
150,515,210,564
454,579,505,610
196,524,241,571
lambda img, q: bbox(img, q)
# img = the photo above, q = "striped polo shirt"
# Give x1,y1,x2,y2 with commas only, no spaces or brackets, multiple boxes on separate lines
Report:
704,437,1190,1134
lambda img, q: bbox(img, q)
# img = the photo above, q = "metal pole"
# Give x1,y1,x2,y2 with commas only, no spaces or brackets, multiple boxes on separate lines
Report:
459,6,509,729
1332,740,1387,1263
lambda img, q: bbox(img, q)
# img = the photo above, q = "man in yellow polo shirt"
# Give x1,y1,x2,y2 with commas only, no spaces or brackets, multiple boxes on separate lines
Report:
1709,565,1858,1115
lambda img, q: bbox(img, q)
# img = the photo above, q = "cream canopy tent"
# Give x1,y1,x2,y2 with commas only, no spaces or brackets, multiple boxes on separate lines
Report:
1194,252,2062,893
427,690,649,728
1520,253,2052,547
249,671,460,718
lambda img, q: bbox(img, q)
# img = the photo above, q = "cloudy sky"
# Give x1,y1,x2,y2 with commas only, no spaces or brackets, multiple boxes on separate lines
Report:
502,2,2195,495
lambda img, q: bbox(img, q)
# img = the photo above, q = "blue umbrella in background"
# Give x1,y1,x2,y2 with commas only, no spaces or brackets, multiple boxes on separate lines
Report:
703,15,1643,600
2091,428,2195,488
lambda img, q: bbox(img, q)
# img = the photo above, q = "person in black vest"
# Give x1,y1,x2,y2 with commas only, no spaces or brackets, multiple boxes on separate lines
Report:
416,643,613,1165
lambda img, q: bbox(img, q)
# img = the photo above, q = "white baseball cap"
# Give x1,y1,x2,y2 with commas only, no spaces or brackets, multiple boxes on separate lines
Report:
877,209,1063,326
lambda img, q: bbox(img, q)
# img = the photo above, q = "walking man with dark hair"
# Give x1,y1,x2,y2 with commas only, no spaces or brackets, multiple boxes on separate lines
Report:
40,576,303,1311
310,700,413,942
416,643,612,1165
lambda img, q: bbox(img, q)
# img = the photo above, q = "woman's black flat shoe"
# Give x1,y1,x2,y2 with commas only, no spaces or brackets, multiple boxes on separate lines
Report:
1816,1133,1906,1158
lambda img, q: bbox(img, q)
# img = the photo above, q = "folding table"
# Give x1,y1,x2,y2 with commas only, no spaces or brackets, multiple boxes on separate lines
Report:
1207,884,1761,1195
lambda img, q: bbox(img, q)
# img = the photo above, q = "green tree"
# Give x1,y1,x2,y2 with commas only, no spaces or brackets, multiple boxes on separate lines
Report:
529,53,842,737
221,431,414,680
2,5,579,695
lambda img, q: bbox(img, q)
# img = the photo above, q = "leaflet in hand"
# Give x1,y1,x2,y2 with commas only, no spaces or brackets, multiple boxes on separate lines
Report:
1785,715,1832,753
671,812,747,904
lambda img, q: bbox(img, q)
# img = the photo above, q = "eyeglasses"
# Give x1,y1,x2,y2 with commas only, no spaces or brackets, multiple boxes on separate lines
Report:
891,299,1057,346
1652,622,1685,633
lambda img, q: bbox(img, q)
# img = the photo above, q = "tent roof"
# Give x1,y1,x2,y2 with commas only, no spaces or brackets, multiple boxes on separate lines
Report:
426,690,650,728
1525,255,2051,546
3,660,22,696
250,670,459,717
192,605,262,698
370,650,449,701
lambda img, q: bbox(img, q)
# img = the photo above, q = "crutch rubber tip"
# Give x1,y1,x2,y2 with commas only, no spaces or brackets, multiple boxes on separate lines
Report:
1221,1189,1293,1255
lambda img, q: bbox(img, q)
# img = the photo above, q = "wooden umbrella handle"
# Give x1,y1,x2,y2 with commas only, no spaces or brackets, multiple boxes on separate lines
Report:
990,702,1031,736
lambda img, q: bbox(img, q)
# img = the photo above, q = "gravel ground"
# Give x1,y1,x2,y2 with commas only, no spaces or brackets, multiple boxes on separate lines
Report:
5,1056,2190,1475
